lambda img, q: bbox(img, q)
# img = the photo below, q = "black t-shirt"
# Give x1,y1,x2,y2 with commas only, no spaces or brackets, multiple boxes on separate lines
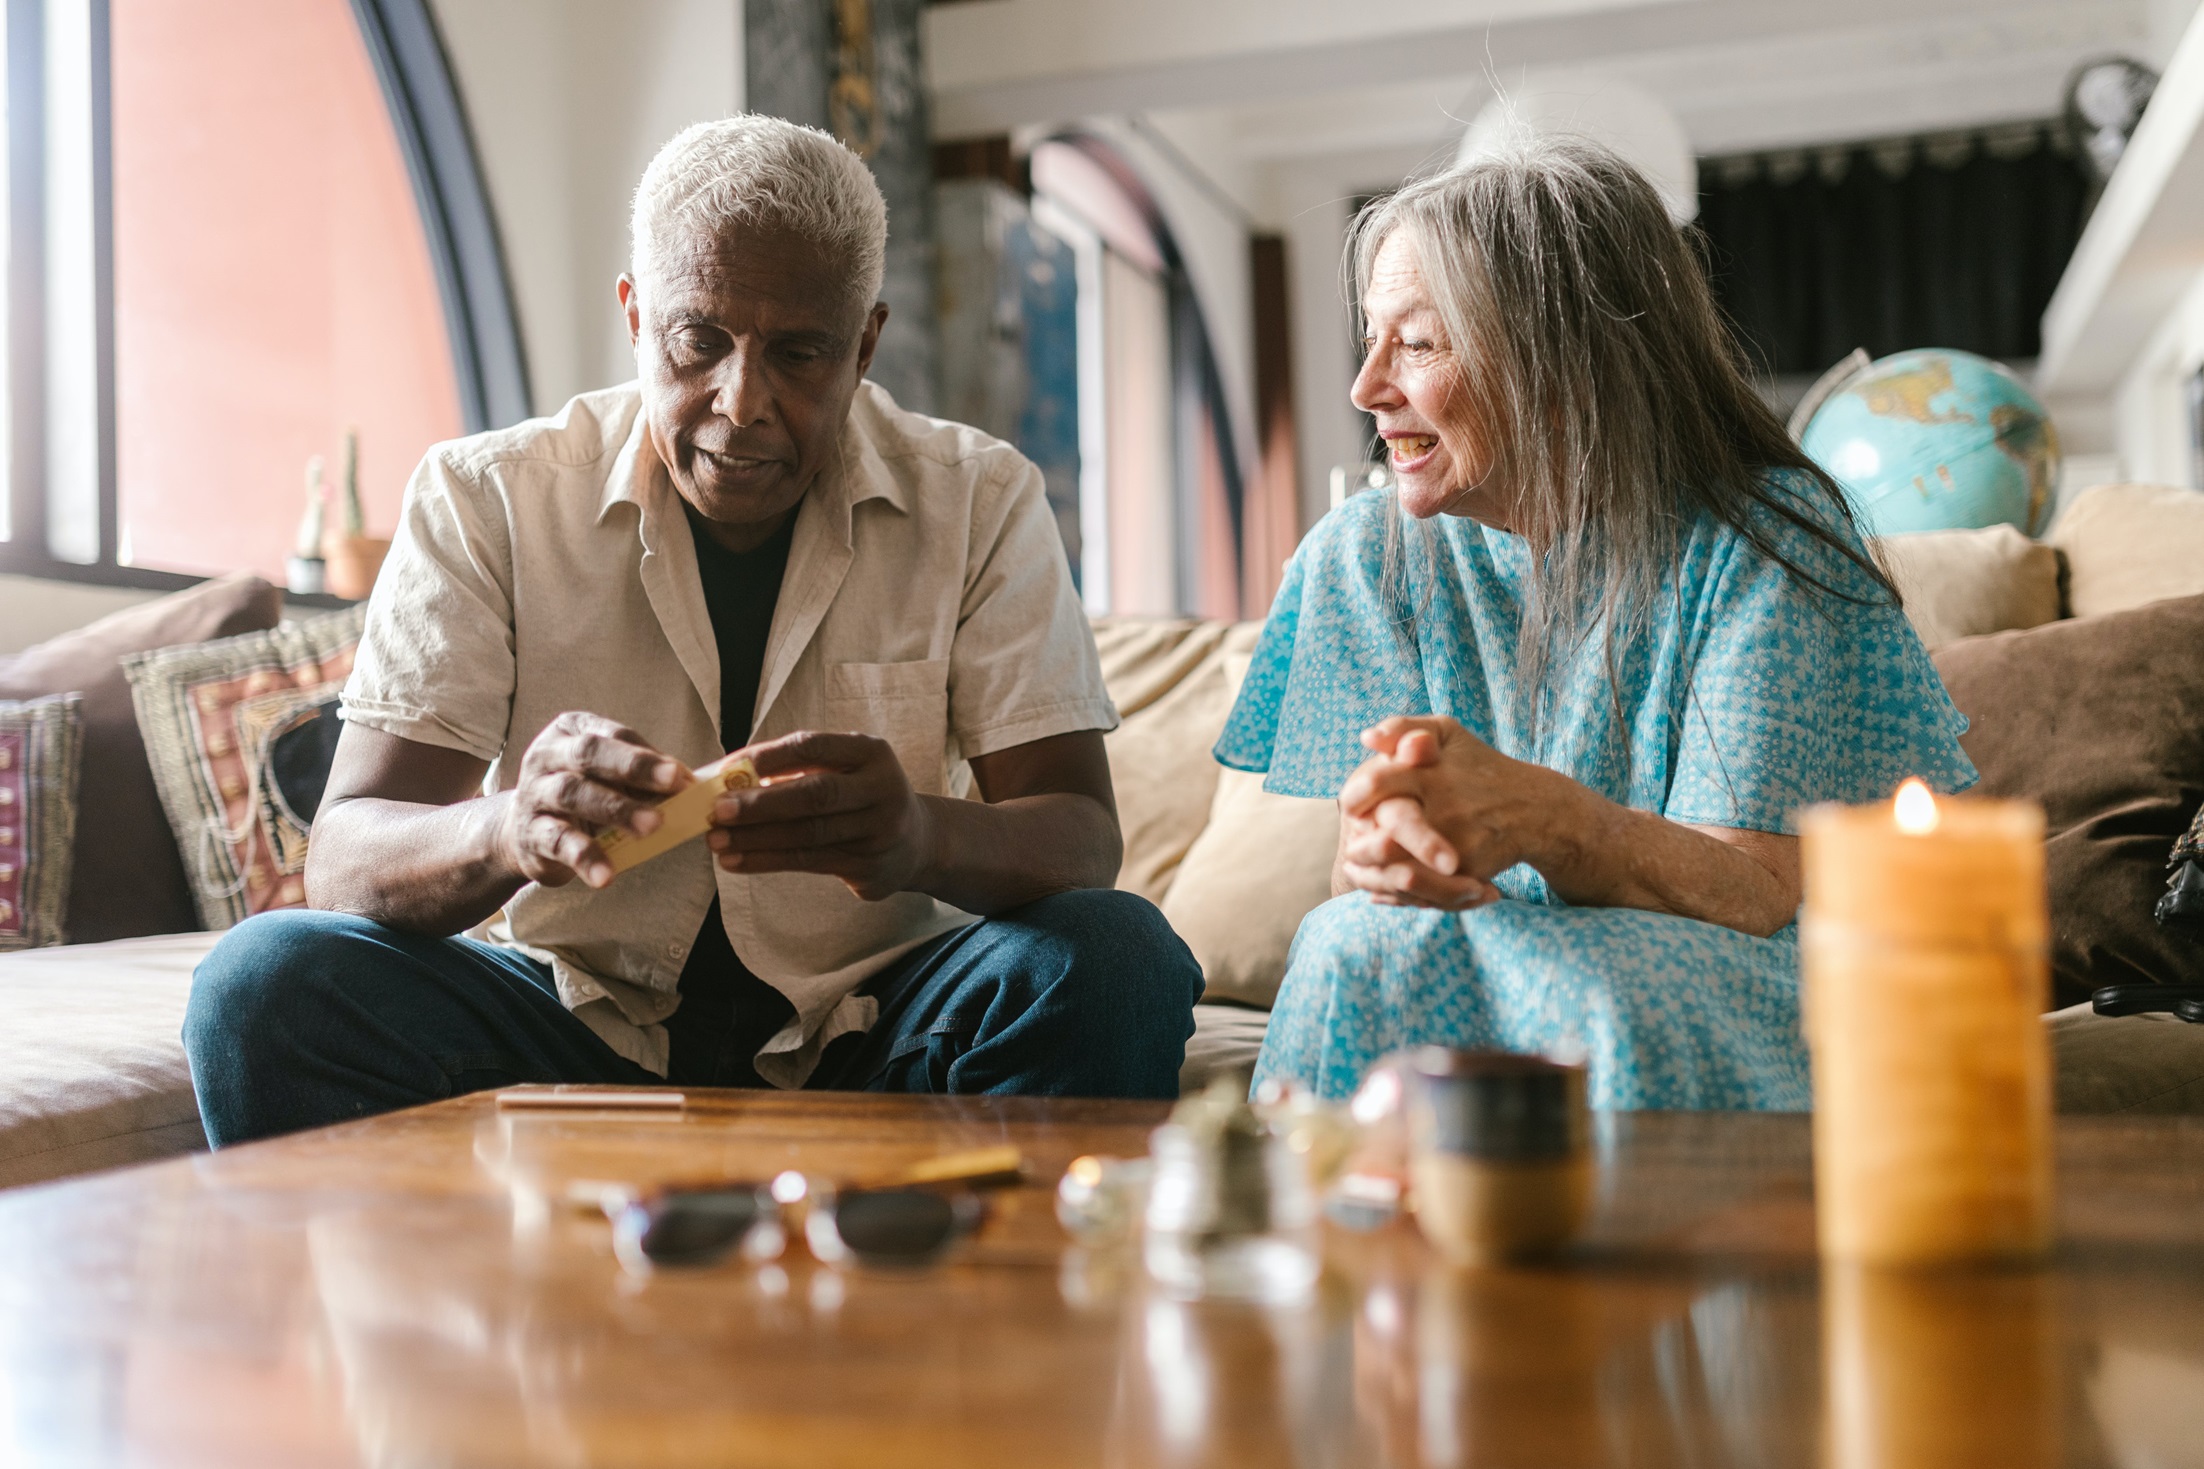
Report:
662,504,797,1087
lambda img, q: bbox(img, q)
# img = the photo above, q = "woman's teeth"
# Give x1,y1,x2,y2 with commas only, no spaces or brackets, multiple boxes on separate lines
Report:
1391,435,1436,460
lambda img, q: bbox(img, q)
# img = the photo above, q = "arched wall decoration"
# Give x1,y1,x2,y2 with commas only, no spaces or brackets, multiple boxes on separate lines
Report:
1039,130,1249,618
348,0,531,430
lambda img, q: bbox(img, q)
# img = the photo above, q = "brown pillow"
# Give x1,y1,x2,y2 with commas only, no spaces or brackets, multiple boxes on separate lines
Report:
0,574,283,941
1933,593,2204,1008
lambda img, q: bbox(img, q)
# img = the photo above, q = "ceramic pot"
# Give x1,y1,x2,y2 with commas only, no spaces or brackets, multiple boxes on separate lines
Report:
321,534,391,601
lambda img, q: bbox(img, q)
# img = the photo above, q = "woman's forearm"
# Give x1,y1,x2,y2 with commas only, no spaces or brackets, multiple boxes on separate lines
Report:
306,792,527,937
1537,782,1800,937
1337,718,1800,935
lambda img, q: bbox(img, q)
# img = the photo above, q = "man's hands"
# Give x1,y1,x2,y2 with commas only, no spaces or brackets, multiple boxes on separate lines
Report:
706,731,936,901
489,718,929,898
490,720,1083,908
312,716,1116,934
1336,715,1581,910
493,712,690,890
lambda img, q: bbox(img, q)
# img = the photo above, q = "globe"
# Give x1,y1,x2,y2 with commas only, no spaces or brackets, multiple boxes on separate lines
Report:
1798,349,2061,538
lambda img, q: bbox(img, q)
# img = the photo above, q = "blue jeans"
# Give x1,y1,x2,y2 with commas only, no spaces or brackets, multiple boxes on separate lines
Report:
184,890,1201,1146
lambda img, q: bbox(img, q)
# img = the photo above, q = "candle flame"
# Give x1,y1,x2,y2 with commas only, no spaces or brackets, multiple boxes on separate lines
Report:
1894,778,1940,835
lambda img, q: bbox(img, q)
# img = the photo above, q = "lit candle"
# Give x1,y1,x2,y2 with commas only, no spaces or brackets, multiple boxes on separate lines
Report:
1800,779,2052,1266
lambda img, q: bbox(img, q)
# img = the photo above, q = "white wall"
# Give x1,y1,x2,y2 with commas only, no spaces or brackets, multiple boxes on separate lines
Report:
2071,0,2204,493
429,0,743,416
0,575,160,655
2110,266,2204,487
2152,0,2204,66
2046,0,2204,491
1250,144,1435,530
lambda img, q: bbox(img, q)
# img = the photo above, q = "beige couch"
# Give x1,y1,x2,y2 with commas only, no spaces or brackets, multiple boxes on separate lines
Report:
5,482,2204,1190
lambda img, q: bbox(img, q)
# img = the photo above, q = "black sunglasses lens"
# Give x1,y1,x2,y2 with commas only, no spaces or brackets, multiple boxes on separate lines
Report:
637,1191,763,1265
832,1190,959,1262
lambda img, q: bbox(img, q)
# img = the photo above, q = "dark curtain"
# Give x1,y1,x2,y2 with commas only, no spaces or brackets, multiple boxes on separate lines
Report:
1696,127,2089,378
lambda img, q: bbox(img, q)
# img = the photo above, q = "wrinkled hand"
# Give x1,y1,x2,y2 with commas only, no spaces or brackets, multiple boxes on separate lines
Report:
1337,716,1572,910
495,712,688,890
708,731,934,901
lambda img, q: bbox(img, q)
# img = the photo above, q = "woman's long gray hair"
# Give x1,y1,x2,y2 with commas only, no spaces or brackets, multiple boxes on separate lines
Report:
1351,136,1893,742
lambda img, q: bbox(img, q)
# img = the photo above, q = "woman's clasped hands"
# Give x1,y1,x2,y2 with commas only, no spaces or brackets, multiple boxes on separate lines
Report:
1337,715,1587,911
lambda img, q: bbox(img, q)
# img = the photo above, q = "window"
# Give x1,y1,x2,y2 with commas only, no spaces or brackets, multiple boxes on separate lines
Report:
1028,134,1247,620
0,0,523,592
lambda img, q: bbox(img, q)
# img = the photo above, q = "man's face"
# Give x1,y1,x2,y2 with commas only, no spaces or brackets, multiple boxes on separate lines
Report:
621,224,887,547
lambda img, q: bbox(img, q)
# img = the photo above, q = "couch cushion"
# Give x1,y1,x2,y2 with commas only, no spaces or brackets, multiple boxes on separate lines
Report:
1934,594,2204,1008
2047,1003,2204,1114
1093,619,1257,902
2046,483,2204,619
1872,525,2062,650
0,574,282,942
1164,769,1338,1008
1179,1003,1269,1095
0,930,216,1188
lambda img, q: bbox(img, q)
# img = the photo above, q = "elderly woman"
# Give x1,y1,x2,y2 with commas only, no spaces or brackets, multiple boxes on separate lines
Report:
1220,140,1976,1109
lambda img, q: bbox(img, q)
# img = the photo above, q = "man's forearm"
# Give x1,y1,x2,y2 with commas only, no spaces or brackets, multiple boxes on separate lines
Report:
306,793,526,936
909,791,1121,916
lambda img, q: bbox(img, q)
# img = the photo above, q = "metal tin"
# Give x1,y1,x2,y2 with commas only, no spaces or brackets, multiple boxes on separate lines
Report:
1409,1048,1588,1162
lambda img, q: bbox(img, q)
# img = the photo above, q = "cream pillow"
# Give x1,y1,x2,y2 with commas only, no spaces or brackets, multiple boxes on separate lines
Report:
1870,524,2061,650
1162,768,1339,1010
2046,483,2204,619
1095,619,1260,902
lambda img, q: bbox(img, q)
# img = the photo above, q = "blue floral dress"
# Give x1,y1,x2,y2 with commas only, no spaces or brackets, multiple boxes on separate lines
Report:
1217,478,1976,1109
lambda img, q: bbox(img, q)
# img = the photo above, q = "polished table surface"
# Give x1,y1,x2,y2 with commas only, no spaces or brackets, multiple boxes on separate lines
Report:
2,1092,2202,1467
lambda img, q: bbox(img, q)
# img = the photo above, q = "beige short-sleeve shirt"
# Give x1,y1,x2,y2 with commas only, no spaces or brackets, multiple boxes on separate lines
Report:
342,381,1117,1084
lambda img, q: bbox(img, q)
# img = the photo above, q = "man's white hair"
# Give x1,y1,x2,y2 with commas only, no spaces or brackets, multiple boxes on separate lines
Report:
631,115,887,313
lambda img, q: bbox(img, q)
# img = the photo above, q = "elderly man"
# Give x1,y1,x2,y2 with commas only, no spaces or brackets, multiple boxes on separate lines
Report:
184,117,1201,1144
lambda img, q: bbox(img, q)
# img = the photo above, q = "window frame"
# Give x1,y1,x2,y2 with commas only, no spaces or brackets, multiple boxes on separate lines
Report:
0,0,526,596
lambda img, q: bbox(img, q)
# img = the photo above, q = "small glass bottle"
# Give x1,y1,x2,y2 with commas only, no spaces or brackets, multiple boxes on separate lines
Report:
1143,1079,1318,1304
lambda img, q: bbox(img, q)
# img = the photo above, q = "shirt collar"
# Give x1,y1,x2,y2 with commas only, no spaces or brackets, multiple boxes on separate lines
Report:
598,381,908,529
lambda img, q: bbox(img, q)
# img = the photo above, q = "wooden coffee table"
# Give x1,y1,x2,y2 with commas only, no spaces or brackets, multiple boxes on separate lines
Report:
2,1093,2201,1467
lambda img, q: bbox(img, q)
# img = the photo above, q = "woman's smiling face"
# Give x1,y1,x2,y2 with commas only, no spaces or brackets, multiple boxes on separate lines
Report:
1351,231,1509,526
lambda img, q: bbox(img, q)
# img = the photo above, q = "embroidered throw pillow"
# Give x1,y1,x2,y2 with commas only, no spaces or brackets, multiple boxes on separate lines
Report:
0,693,85,950
0,572,282,940
124,609,366,930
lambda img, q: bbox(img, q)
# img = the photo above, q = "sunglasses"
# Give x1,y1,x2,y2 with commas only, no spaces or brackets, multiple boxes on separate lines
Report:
611,1169,985,1273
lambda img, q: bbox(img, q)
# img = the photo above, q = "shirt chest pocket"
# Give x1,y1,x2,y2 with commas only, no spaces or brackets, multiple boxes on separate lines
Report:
823,658,952,795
